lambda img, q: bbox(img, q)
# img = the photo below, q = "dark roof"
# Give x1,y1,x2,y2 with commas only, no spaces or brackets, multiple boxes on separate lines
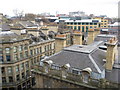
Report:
14,23,24,27
47,50,98,72
0,24,10,31
46,42,106,73
19,21,34,27
91,49,106,72
0,31,18,38
94,34,117,42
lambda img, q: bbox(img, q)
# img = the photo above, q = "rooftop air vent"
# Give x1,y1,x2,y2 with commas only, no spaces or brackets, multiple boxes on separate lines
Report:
99,46,107,50
103,59,106,62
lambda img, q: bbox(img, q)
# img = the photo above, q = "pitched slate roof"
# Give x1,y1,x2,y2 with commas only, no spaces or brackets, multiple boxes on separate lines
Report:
0,23,10,31
46,41,106,73
19,21,34,28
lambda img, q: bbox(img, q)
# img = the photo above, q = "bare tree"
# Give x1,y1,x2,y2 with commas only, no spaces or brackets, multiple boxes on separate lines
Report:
13,9,24,20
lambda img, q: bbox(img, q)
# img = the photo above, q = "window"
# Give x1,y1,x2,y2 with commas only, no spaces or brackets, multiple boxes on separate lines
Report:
90,26,92,29
0,48,3,55
32,77,36,86
72,70,80,75
51,65,60,70
74,22,77,25
67,22,69,24
34,58,37,63
2,77,6,83
47,45,49,50
20,63,24,70
13,46,17,53
82,26,84,32
26,70,29,77
34,49,36,55
9,76,13,82
1,67,5,74
16,65,19,72
54,43,55,49
19,45,23,51
74,26,77,30
82,23,85,25
99,24,101,27
14,54,18,61
16,74,20,81
0,56,3,62
22,72,25,79
8,67,12,74
40,47,42,53
78,22,81,25
86,26,88,32
25,51,28,58
37,48,39,54
94,23,97,25
36,48,37,54
6,55,11,61
5,48,10,54
70,26,73,29
94,26,97,28
90,23,93,25
25,62,29,68
24,45,28,50
78,26,80,30
30,50,33,56
20,53,23,59
45,46,47,52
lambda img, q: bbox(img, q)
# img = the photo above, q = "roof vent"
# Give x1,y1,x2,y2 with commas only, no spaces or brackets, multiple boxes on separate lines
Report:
99,46,107,50
103,59,106,62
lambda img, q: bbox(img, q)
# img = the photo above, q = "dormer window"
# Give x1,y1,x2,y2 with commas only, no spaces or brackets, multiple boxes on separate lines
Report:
72,69,81,75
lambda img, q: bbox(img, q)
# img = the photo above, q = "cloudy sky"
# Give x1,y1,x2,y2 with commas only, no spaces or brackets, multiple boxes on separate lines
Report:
0,0,119,17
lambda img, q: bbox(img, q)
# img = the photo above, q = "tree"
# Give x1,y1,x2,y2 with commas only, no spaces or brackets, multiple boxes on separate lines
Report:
13,9,24,20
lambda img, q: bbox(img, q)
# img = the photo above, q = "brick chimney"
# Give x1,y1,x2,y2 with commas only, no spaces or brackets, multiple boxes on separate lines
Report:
55,34,67,53
87,29,95,45
106,37,118,70
72,31,82,45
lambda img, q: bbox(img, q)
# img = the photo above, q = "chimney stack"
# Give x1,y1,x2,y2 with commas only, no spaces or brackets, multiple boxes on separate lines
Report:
105,37,118,70
72,31,82,45
87,29,95,45
55,34,67,53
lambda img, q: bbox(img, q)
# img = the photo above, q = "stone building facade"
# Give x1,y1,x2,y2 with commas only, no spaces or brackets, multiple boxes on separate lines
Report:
0,31,55,90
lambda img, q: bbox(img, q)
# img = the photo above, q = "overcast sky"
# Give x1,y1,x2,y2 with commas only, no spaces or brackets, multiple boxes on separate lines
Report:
0,0,119,17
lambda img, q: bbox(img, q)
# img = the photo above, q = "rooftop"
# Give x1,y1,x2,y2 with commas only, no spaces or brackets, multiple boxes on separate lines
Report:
0,31,29,43
65,19,101,23
64,41,103,54
94,34,117,42
45,41,106,73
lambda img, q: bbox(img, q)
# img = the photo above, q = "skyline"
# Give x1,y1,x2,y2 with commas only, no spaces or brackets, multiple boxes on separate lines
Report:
0,0,119,17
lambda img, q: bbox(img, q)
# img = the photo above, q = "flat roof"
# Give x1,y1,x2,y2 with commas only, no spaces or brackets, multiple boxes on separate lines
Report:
65,19,101,23
64,41,103,54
